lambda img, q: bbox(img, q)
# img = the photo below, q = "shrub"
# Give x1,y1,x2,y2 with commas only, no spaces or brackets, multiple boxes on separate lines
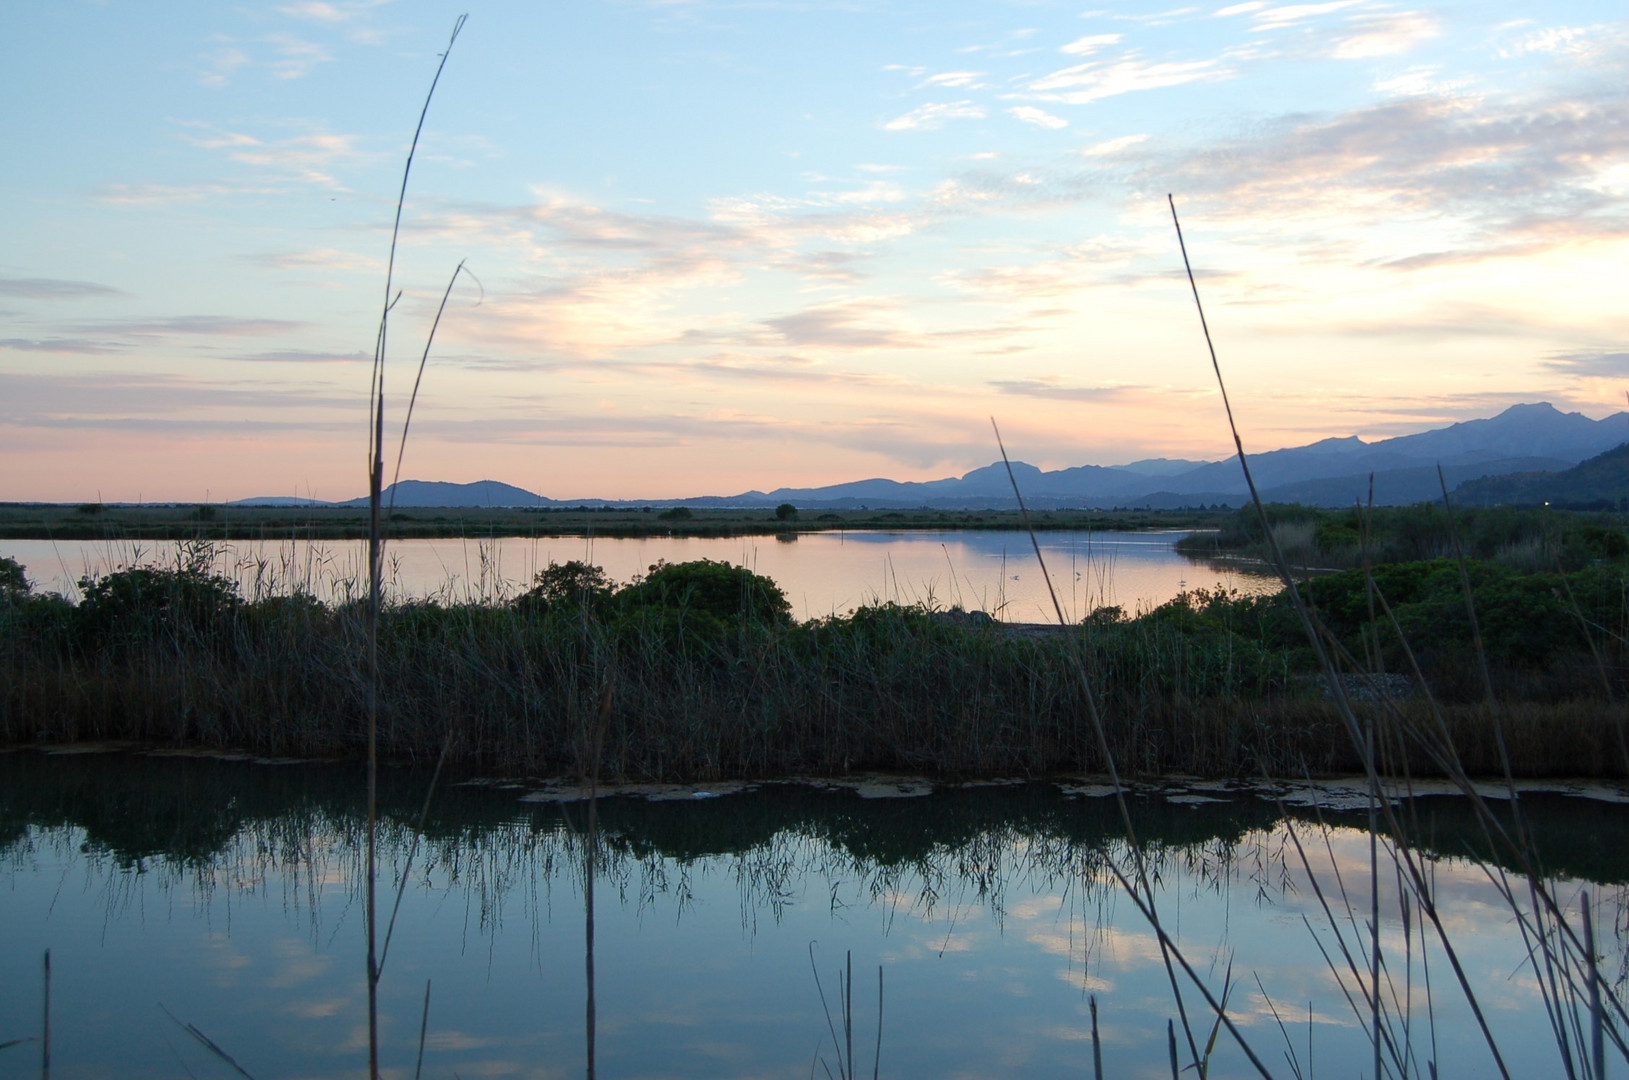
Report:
775,503,798,521
75,566,243,653
514,560,614,616
0,557,28,606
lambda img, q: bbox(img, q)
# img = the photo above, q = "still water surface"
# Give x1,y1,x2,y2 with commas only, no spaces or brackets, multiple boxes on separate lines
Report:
0,530,1273,620
3,753,1626,1078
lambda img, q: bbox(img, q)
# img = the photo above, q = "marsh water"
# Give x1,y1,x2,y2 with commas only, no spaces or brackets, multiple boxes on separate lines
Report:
4,751,1628,1079
0,529,1275,621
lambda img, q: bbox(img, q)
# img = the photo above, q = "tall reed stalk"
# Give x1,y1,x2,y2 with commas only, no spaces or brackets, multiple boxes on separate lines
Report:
366,15,467,1078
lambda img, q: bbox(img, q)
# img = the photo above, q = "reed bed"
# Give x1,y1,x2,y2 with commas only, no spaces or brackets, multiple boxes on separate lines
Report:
3,553,1624,781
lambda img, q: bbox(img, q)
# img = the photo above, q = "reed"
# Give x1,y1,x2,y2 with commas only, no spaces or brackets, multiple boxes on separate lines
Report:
4,554,1625,781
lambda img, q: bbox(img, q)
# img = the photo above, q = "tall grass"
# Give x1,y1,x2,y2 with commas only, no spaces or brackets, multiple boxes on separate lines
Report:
1124,194,1629,1078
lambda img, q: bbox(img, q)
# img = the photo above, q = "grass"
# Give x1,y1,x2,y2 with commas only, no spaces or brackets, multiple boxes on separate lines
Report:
1177,501,1629,572
3,551,1625,781
0,500,1229,541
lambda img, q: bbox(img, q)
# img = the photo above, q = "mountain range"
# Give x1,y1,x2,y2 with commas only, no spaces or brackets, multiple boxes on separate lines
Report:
234,402,1629,511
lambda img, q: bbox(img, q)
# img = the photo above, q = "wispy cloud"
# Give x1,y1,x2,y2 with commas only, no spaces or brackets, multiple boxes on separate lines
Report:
1330,10,1439,59
1059,34,1124,57
1245,2,1364,31
990,378,1146,401
265,33,333,79
93,182,286,204
1083,134,1149,156
883,101,987,132
0,337,127,355
915,71,987,90
1028,55,1233,105
0,277,125,300
73,316,305,338
1155,84,1629,260
1541,350,1629,378
762,302,915,350
234,349,372,364
1009,106,1068,130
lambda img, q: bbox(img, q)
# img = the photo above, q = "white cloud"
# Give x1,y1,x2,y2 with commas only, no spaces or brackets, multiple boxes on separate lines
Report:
1083,134,1149,156
1060,34,1123,57
1250,2,1364,31
1498,24,1606,60
1214,2,1270,15
1029,57,1232,105
1009,106,1069,130
1330,11,1439,59
199,46,251,87
266,34,333,80
916,71,987,89
883,101,987,132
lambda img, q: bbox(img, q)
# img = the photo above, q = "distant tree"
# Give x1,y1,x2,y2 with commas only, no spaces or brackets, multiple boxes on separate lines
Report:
658,506,693,521
775,503,798,521
514,560,614,615
0,556,29,605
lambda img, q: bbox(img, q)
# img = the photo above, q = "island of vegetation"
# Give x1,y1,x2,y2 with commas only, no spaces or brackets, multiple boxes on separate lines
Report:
3,502,1625,782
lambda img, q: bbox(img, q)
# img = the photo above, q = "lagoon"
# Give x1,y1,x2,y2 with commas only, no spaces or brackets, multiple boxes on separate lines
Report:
0,529,1274,621
3,751,1625,1078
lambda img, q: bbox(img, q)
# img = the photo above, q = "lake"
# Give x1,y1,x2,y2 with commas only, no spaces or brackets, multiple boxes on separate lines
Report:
0,529,1274,621
3,751,1624,1078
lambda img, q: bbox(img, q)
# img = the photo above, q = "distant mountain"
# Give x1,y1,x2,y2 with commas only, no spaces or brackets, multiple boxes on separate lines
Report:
1454,442,1629,509
343,480,558,509
231,403,1629,510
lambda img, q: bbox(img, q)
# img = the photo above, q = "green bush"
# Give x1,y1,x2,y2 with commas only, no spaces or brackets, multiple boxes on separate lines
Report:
514,560,614,616
75,566,243,652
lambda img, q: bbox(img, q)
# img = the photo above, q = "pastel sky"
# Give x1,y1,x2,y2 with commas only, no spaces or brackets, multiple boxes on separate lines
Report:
3,1,1626,502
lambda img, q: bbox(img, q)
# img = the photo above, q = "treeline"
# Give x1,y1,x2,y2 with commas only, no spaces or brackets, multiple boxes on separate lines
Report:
2,549,1625,780
1178,503,1629,571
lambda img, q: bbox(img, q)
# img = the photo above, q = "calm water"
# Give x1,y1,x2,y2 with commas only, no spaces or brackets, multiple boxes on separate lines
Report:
0,530,1273,621
3,752,1626,1078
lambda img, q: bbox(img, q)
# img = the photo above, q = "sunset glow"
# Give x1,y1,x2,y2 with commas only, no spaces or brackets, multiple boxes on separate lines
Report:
4,1,1626,502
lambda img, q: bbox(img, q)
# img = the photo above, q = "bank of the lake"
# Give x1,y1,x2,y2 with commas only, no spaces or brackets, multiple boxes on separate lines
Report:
4,547,1626,781
0,502,1226,541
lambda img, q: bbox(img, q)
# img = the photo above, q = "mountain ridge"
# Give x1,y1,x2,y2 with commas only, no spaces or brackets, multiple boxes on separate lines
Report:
231,402,1629,510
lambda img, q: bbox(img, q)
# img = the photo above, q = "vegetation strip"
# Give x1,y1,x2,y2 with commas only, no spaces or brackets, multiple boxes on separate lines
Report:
4,527,1625,781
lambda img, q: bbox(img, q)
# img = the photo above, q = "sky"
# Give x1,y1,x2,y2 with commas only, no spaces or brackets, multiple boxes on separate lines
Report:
3,0,1627,503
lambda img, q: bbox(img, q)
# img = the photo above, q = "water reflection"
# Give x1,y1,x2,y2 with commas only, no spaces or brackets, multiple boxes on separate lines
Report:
0,529,1277,620
2,752,1626,1078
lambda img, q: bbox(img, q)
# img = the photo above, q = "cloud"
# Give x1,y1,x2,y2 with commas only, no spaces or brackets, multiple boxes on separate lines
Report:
0,338,127,355
916,71,987,90
1028,56,1233,105
276,1,365,22
991,379,1146,401
1541,351,1629,377
75,316,305,338
1060,34,1124,57
1247,2,1364,31
1083,134,1149,156
234,349,372,364
0,371,356,429
94,182,285,204
0,277,125,300
248,248,385,273
265,34,334,80
199,46,251,87
883,101,987,132
1155,86,1629,256
1330,11,1439,59
1009,106,1069,130
762,302,915,350
176,121,365,189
